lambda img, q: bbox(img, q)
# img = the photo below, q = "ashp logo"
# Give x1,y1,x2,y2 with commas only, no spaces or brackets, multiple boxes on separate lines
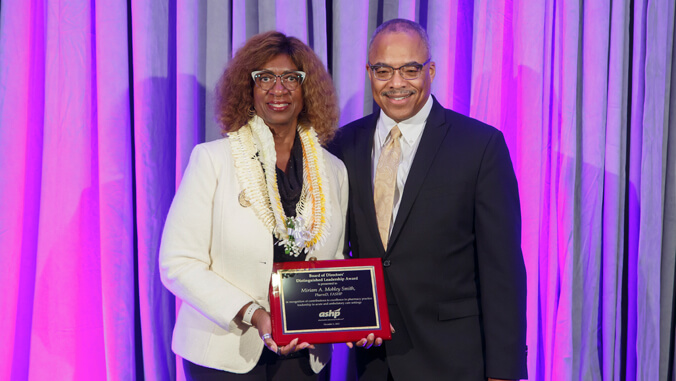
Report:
319,308,341,318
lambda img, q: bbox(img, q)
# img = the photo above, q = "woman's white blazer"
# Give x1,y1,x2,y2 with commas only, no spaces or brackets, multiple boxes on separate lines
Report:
159,137,348,374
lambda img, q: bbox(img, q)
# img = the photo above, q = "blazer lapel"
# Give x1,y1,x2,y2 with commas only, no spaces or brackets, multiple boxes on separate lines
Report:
387,99,450,252
352,113,385,254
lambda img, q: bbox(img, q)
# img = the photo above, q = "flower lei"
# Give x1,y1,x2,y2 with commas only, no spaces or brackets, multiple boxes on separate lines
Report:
229,115,331,257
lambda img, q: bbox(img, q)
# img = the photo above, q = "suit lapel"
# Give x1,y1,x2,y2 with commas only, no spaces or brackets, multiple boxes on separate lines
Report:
352,113,385,254
387,99,450,252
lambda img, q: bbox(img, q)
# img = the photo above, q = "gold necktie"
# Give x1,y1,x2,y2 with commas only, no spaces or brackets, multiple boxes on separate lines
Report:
374,125,401,248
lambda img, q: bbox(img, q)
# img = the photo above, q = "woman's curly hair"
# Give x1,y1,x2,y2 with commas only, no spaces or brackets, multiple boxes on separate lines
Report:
215,31,339,144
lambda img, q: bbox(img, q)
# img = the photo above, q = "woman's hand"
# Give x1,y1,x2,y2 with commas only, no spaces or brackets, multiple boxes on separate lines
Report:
252,308,315,355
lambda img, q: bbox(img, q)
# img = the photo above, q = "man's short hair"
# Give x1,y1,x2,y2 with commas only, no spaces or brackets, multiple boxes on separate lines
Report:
368,18,431,59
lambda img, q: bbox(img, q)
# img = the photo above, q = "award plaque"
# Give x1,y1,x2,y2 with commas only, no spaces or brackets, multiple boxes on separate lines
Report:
269,258,391,345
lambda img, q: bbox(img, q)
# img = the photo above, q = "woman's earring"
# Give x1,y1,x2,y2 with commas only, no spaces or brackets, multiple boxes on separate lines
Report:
248,106,256,117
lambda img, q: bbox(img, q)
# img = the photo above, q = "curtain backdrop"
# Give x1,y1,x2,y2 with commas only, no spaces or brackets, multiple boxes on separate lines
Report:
1,0,675,380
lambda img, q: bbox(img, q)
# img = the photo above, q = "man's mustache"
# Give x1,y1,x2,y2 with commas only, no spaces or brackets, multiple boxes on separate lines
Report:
381,90,416,97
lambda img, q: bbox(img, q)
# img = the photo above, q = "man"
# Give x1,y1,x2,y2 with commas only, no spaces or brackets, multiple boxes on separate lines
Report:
330,19,527,380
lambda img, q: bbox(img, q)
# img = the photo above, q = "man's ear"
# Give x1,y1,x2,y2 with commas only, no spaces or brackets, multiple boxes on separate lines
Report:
428,61,436,81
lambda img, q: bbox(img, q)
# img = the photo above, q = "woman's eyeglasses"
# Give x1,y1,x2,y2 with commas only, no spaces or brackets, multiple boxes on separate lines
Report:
251,71,306,91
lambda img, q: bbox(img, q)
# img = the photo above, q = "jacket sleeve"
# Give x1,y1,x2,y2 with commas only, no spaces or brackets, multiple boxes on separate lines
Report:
159,144,254,331
474,131,528,379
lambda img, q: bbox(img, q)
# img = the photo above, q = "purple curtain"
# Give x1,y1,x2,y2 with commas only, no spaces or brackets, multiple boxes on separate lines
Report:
1,1,674,380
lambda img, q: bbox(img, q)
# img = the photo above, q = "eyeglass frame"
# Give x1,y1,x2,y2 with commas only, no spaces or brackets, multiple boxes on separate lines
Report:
251,70,306,91
368,58,432,81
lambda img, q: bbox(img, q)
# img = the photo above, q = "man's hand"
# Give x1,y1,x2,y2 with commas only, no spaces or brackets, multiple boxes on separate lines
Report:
346,324,395,349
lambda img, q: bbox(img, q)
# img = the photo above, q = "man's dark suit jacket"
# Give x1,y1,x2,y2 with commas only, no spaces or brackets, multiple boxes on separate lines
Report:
329,97,527,380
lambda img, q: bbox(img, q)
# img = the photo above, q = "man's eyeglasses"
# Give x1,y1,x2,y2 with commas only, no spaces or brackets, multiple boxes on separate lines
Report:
251,70,306,91
368,58,431,81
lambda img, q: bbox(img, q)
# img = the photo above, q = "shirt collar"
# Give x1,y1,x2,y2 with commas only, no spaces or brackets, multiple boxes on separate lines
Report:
376,96,434,146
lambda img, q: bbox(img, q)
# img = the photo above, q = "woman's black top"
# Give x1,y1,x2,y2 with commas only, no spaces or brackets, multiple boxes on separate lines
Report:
273,133,307,262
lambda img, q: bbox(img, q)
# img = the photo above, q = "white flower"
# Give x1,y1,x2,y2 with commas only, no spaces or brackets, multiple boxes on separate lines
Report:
275,216,312,257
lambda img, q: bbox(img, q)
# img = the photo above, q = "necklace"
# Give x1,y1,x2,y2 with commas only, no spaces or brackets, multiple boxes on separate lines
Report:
230,115,330,256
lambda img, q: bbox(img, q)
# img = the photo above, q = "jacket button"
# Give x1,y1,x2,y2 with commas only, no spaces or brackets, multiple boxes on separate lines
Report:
383,260,391,267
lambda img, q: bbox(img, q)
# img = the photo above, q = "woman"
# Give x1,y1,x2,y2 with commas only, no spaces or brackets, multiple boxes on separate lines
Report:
159,31,347,380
